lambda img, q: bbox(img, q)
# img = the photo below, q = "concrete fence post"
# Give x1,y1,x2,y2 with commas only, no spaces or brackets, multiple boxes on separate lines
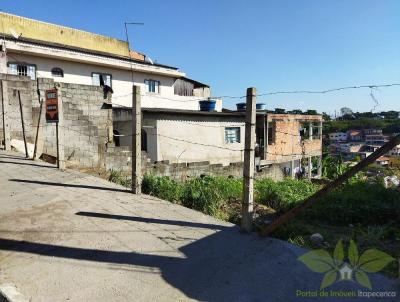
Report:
132,85,142,194
241,87,256,232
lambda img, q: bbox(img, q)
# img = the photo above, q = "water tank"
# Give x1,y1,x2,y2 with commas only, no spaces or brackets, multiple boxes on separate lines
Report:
236,103,246,111
256,103,266,111
199,100,216,112
237,103,266,111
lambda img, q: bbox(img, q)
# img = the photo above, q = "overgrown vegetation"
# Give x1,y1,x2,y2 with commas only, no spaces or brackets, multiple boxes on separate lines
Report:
109,171,400,277
323,118,400,134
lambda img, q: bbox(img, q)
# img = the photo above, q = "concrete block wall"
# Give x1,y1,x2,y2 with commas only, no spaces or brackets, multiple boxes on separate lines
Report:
106,148,285,181
0,74,33,145
31,78,112,169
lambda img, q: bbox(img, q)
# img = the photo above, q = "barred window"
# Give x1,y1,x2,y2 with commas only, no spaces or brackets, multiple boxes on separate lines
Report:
225,127,240,144
145,79,160,93
51,67,64,77
8,63,36,79
92,73,112,87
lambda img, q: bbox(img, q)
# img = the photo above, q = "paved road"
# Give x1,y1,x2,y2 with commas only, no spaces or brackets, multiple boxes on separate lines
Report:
0,150,398,302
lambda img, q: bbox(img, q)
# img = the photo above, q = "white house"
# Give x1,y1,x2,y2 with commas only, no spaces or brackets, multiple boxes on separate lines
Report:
329,132,347,142
0,12,221,111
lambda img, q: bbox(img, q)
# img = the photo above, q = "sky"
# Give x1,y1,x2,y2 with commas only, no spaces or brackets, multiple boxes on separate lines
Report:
1,0,400,114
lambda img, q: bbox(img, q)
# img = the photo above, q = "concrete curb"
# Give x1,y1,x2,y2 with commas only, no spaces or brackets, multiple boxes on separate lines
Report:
0,284,28,302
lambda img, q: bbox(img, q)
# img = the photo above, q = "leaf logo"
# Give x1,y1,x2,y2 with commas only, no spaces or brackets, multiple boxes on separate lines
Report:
298,239,395,289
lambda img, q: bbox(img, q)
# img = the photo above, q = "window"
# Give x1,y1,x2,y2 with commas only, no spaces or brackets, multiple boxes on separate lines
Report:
51,67,64,77
92,73,112,87
145,79,160,93
8,63,36,79
225,127,240,144
268,124,275,145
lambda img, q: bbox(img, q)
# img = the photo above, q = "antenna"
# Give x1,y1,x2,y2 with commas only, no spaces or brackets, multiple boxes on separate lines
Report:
145,56,153,65
124,22,144,82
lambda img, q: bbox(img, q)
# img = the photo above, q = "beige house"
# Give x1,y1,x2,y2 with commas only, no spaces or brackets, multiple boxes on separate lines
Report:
0,12,221,110
113,108,246,166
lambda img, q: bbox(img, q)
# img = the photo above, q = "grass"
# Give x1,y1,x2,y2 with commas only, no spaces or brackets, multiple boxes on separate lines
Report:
108,171,400,278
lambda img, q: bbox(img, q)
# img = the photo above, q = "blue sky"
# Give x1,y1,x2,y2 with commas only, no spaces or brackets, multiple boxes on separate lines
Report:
1,0,400,114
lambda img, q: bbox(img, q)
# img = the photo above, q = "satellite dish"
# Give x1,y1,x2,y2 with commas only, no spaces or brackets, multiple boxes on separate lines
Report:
145,56,154,65
9,28,22,39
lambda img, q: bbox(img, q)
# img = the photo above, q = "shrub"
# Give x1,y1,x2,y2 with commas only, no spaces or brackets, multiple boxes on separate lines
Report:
255,178,319,212
181,176,242,218
303,180,400,226
108,170,131,188
142,174,183,202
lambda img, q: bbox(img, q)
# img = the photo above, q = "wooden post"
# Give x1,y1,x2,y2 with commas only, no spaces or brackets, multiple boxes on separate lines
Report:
33,80,43,160
132,85,142,194
308,156,312,179
241,87,256,232
260,134,400,236
56,122,60,168
1,80,11,150
17,91,29,158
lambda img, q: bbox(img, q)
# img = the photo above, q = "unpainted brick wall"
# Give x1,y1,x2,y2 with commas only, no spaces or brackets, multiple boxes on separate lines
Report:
0,74,34,144
266,114,322,162
31,78,112,170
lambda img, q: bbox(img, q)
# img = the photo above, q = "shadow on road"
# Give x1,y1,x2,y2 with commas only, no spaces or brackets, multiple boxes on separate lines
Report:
0,223,391,301
9,179,129,193
76,211,229,230
0,160,55,169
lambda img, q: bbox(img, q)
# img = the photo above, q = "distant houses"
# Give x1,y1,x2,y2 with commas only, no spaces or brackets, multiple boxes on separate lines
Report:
327,127,399,165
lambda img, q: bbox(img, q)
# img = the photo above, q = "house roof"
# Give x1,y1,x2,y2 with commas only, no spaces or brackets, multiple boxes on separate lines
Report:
0,12,179,71
347,130,362,136
142,107,247,117
178,77,210,88
376,156,390,162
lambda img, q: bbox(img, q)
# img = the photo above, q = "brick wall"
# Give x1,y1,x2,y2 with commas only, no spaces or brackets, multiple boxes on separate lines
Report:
0,74,34,145
31,78,113,170
266,114,322,163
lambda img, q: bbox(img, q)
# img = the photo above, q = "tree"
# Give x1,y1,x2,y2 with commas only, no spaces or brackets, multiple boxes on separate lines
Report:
322,112,331,121
340,107,353,116
306,109,318,115
275,108,286,114
381,111,399,120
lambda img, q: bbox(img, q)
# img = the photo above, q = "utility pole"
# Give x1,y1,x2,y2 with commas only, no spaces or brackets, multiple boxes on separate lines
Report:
241,87,256,232
131,85,141,194
17,90,29,158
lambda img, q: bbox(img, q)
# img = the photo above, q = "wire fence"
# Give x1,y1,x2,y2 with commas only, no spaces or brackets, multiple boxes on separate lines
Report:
1,81,398,182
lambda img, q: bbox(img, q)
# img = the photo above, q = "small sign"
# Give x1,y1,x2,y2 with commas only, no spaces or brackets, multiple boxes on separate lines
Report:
45,89,58,123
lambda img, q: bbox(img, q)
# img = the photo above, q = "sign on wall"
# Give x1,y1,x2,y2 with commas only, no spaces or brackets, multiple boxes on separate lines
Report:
45,88,58,123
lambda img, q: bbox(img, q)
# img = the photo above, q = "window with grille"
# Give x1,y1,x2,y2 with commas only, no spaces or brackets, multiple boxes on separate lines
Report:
225,127,240,144
92,73,112,87
51,67,64,77
145,79,160,93
8,63,36,79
